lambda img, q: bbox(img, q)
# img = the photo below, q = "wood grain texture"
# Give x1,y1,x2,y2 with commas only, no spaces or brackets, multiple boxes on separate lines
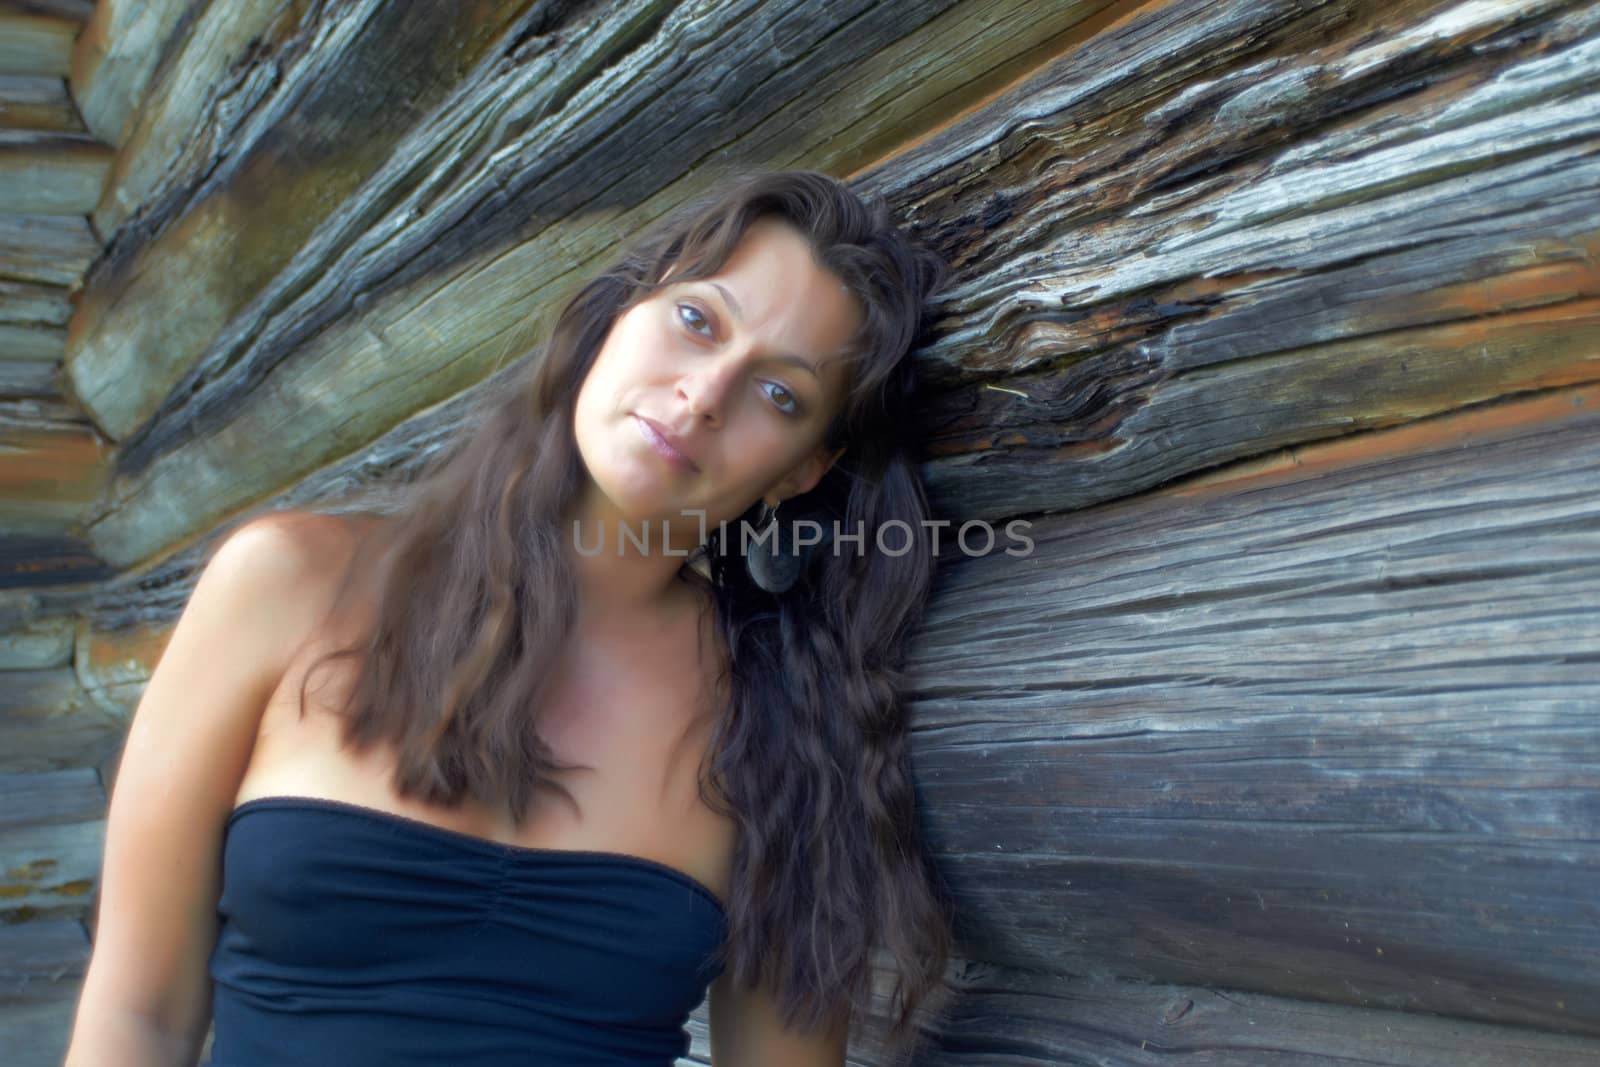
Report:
0,667,123,773
878,960,1600,1066
69,607,189,722
0,74,83,133
905,382,1600,1038
0,129,112,213
0,6,81,78
0,767,104,831
0,765,104,1053
0,818,102,921
86,0,329,233
15,0,1597,1062
854,0,1600,523
68,0,202,148
0,918,91,1067
0,355,58,392
67,0,543,439
70,0,1122,568
0,613,72,670
0,213,96,286
0,530,108,589
0,278,71,329
671,954,1600,1065
0,397,109,537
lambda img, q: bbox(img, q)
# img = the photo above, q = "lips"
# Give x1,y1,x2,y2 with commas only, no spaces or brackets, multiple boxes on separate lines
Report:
632,414,700,472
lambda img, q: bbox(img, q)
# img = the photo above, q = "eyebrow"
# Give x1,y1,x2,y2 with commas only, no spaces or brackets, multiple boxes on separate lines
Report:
706,281,824,382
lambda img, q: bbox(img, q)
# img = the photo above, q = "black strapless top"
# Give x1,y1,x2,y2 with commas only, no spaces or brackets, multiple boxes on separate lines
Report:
206,796,727,1066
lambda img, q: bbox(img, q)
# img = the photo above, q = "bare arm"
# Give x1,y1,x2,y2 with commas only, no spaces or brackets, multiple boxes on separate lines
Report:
63,515,321,1066
708,969,849,1067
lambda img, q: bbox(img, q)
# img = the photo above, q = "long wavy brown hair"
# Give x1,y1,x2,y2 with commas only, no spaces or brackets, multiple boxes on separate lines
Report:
280,168,956,1060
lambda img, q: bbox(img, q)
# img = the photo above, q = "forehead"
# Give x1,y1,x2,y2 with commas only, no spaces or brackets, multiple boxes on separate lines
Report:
686,219,862,391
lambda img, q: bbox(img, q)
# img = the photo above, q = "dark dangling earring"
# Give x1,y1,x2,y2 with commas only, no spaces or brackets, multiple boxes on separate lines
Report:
745,500,788,593
745,497,834,594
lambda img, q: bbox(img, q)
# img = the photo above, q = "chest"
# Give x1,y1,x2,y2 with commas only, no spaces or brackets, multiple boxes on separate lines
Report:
234,602,735,902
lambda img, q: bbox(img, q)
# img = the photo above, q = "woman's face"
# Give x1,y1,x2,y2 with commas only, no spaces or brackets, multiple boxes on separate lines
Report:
573,217,861,532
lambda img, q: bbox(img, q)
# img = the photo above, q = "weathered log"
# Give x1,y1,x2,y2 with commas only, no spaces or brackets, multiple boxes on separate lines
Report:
67,358,510,713
0,530,109,589
69,0,1123,566
0,326,64,362
0,278,71,331
0,355,56,394
0,767,104,830
78,355,507,640
679,954,1600,1065
85,0,330,231
0,919,91,1067
67,0,546,438
70,608,183,720
0,667,123,772
5,0,92,17
0,73,83,132
0,276,70,361
859,0,1600,523
907,382,1600,1038
847,960,1600,1066
68,0,201,148
74,0,1600,567
0,213,95,286
0,397,109,539
0,129,112,213
0,3,86,78
0,612,71,670
0,818,101,921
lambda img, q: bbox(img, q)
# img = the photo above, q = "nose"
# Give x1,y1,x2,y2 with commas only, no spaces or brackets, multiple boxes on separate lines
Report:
677,355,740,426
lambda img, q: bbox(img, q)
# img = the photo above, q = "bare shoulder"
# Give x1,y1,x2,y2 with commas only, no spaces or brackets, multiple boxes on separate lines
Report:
64,509,373,1052
203,510,375,664
217,507,368,569
215,509,377,584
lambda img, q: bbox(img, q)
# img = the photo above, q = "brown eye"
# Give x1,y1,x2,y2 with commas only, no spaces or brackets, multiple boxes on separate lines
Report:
763,381,801,416
677,303,713,338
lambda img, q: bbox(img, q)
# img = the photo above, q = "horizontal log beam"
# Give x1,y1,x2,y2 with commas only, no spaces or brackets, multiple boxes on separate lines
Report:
0,6,81,78
0,74,82,132
0,612,72,669
907,382,1600,1036
0,279,70,328
0,356,58,392
0,327,63,363
0,130,112,213
0,919,90,1067
0,529,109,590
847,959,1600,1066
0,213,96,286
0,667,122,773
0,397,108,538
0,767,104,830
0,818,101,922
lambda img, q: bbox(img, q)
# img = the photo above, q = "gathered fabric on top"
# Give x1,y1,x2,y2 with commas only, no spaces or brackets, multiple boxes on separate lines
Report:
206,796,727,1066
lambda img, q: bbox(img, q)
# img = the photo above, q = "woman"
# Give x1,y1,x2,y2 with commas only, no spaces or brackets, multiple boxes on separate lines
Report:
65,169,956,1066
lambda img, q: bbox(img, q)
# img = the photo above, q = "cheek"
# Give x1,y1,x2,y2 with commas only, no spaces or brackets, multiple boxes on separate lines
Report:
592,317,665,390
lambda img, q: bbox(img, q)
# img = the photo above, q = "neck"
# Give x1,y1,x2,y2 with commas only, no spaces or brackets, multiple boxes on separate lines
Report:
561,484,710,624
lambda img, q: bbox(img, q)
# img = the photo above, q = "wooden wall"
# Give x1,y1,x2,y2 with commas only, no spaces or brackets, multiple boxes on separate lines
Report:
1,0,1596,1064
